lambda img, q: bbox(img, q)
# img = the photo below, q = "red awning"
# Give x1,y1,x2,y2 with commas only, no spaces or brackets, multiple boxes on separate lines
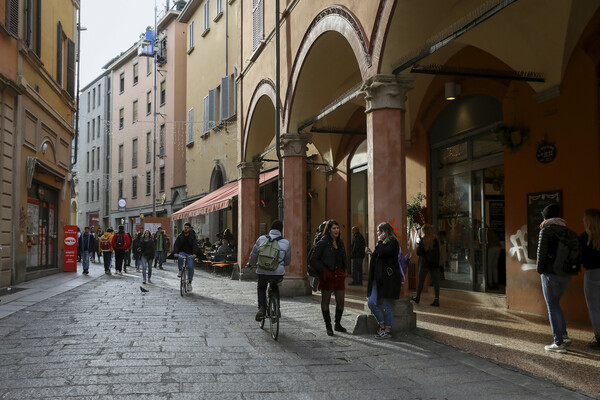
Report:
171,169,278,221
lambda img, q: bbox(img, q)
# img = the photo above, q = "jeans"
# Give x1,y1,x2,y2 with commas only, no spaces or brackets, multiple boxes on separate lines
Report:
257,274,283,310
540,273,571,344
141,256,153,282
177,252,195,282
584,269,600,336
82,250,90,272
352,258,364,283
115,249,126,272
102,251,112,271
367,282,394,329
135,257,142,270
416,266,440,299
155,251,164,268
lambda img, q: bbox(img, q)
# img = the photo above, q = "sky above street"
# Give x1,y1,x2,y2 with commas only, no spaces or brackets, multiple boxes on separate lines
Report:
80,0,166,88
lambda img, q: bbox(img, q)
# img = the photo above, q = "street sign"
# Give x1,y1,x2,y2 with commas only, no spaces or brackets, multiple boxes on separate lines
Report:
63,225,78,272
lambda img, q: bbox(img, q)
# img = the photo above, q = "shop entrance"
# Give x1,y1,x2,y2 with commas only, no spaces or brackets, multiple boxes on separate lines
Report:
26,182,58,271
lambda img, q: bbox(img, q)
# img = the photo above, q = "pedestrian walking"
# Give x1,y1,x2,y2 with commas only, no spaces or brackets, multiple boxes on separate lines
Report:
111,225,131,275
411,224,441,307
366,222,402,339
309,221,327,292
99,228,114,275
537,204,573,353
132,229,144,272
349,226,366,285
124,231,132,270
581,208,600,349
309,219,347,336
93,229,102,263
153,227,167,270
77,226,95,275
247,220,291,321
140,230,155,284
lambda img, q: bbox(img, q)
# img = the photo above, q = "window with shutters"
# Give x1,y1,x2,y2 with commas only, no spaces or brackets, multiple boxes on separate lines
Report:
119,108,124,129
133,63,139,85
97,84,101,106
220,76,230,120
252,0,263,52
119,73,124,93
132,176,137,198
188,20,194,51
97,116,101,138
147,57,152,75
87,92,90,112
91,179,94,201
160,167,165,193
92,119,95,140
86,182,89,203
208,88,216,129
132,138,138,168
146,91,152,115
56,22,64,86
91,149,95,171
188,108,194,144
118,144,124,173
132,100,138,123
118,179,123,199
97,148,100,169
86,152,89,173
160,80,166,105
203,0,210,34
233,68,237,116
92,88,96,110
216,0,223,20
26,0,42,57
6,0,19,37
203,95,209,134
146,132,151,163
160,124,166,156
97,179,100,201
146,171,151,196
87,122,90,143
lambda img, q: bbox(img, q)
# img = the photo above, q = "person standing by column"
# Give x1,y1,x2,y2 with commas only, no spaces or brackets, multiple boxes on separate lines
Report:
411,224,441,307
310,220,348,336
154,227,166,270
77,226,95,275
111,225,131,275
537,204,573,353
581,209,600,349
366,222,401,339
349,226,366,286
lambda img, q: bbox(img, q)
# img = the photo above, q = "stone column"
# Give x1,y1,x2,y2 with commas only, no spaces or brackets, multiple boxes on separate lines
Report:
236,161,261,280
360,74,416,331
279,132,312,297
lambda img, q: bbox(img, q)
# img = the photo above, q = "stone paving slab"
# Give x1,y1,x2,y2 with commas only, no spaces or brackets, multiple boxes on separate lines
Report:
0,262,596,399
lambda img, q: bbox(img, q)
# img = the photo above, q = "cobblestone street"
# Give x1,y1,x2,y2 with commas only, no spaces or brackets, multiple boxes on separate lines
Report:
0,263,595,399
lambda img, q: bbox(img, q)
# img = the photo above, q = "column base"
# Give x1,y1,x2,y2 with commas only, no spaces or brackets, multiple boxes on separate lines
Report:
279,276,312,297
353,298,416,336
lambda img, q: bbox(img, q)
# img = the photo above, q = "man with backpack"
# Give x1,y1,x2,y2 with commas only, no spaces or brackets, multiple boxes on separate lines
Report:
247,220,291,321
111,225,131,275
99,228,114,275
537,203,581,353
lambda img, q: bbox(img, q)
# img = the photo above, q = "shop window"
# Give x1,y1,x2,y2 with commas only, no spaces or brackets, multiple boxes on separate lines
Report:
438,142,467,168
146,171,151,196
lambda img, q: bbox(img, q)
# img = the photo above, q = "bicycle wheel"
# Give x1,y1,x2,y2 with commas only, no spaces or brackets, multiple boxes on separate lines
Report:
268,293,279,340
180,264,187,296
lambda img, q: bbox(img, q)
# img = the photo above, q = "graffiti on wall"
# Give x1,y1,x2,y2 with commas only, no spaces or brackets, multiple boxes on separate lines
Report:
509,224,537,271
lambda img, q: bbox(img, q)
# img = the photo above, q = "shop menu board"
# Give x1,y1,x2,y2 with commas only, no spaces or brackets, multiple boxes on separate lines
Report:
527,190,561,259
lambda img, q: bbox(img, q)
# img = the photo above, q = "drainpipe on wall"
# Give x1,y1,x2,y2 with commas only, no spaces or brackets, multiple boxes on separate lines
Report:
275,0,283,221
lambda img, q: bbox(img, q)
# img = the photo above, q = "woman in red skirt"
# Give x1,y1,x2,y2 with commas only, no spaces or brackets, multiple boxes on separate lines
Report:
309,220,347,336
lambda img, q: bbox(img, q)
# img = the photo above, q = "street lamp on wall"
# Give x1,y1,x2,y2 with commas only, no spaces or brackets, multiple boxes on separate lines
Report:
445,82,461,101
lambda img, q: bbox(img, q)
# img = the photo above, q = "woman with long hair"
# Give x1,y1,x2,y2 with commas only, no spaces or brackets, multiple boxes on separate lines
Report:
366,222,402,339
309,220,347,336
140,230,155,284
582,209,600,349
411,224,441,307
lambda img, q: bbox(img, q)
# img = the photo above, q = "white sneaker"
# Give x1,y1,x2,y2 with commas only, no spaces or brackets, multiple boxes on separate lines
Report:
187,282,192,292
544,343,567,353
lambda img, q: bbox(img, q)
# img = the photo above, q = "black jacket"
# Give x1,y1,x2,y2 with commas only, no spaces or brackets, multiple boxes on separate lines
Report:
580,232,600,270
78,233,95,252
367,239,402,300
141,238,155,259
173,230,198,256
416,238,440,270
310,236,347,272
536,220,567,274
350,232,366,259
132,234,144,260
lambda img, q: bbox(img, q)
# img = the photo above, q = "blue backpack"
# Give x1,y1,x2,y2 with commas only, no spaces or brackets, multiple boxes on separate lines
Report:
398,248,411,284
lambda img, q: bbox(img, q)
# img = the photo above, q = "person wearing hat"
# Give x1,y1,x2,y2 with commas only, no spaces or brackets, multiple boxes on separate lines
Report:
536,203,573,353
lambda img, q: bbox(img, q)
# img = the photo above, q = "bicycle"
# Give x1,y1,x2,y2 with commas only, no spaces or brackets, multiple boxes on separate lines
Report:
177,254,194,296
258,277,280,340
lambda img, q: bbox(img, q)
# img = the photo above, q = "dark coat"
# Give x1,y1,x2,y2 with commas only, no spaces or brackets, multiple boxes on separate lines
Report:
350,232,366,259
416,238,440,270
132,234,144,260
78,233,95,252
141,238,155,259
310,236,347,272
367,239,402,300
536,221,567,274
580,232,600,270
173,230,198,256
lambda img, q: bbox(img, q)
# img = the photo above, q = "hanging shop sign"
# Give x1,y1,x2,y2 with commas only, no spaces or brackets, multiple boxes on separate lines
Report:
536,140,557,164
63,225,78,272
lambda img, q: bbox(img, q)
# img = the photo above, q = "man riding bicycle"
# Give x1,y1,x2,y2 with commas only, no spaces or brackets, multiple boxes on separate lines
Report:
173,222,198,292
247,220,291,321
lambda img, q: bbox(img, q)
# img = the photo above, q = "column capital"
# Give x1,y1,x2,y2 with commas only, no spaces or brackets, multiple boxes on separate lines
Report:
281,132,312,157
237,161,262,179
360,74,415,112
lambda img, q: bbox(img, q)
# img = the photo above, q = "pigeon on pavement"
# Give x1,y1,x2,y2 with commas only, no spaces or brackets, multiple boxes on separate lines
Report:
140,286,149,293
